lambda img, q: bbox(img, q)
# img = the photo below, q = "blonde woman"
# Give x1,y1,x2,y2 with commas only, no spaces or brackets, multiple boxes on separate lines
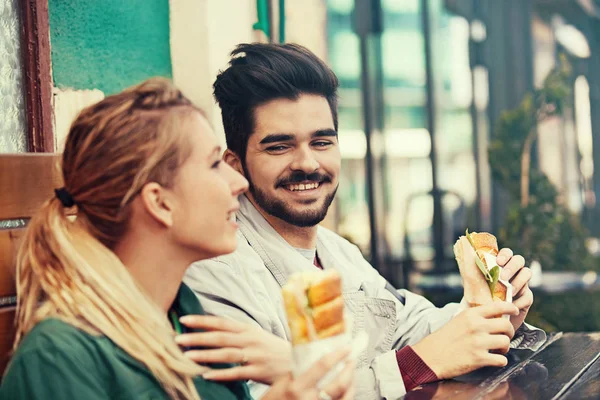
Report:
0,78,354,400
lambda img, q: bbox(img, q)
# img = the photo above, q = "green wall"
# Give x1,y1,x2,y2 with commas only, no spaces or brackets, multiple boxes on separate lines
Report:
48,0,172,95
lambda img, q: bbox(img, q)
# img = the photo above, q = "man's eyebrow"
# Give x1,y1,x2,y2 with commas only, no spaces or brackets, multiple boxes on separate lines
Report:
313,129,338,138
259,133,295,145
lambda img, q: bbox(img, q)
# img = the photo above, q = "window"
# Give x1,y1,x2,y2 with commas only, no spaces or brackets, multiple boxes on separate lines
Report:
0,0,53,154
0,0,28,153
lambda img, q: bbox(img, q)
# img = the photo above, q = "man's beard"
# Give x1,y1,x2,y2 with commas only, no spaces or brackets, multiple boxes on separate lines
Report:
245,169,338,227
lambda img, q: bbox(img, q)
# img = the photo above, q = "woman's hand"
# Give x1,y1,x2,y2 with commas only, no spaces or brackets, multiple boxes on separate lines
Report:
176,315,292,385
262,346,356,400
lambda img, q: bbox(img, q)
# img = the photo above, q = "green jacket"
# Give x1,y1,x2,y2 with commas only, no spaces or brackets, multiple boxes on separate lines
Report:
0,284,252,400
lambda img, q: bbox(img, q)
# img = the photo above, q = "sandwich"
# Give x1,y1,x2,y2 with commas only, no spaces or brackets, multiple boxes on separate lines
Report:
282,269,345,345
453,230,511,307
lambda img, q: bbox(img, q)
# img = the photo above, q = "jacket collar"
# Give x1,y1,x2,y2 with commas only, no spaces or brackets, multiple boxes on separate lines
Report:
236,195,358,292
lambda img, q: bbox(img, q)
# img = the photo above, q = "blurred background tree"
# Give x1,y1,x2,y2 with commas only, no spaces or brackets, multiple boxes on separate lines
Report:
489,55,598,274
487,55,600,332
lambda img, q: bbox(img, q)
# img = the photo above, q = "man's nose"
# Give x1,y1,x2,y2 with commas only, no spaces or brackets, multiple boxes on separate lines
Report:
290,146,319,173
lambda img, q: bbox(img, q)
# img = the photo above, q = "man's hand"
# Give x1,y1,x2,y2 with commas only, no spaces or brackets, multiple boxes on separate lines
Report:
411,302,519,380
496,248,534,333
175,315,292,385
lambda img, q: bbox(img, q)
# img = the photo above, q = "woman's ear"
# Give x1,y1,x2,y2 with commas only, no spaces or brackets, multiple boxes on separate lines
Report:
139,182,174,228
223,149,244,176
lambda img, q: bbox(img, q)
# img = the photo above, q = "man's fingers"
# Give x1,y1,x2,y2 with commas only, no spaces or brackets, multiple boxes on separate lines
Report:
486,318,515,338
477,302,519,318
513,288,534,311
183,348,246,364
485,334,511,353
296,346,351,388
179,315,246,333
202,365,258,382
501,255,525,281
510,268,532,298
496,248,514,267
483,352,509,368
175,331,242,348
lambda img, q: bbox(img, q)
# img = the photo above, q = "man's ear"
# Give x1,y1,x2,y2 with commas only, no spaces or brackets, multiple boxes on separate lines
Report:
223,149,244,176
139,182,174,228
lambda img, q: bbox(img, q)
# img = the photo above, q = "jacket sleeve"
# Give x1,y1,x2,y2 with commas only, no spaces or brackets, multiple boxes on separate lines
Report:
345,241,460,347
184,258,278,399
362,292,459,399
184,259,276,331
1,347,110,400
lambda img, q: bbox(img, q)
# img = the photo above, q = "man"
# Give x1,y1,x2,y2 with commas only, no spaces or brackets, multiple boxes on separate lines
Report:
184,43,545,399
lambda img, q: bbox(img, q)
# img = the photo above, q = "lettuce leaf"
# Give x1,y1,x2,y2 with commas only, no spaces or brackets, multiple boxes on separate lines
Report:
465,229,493,282
488,265,500,294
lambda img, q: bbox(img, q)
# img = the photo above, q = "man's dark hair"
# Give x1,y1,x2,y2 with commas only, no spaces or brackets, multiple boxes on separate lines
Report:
213,43,339,162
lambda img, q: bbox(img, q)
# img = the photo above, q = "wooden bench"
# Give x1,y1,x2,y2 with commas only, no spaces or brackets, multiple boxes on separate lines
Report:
0,153,62,375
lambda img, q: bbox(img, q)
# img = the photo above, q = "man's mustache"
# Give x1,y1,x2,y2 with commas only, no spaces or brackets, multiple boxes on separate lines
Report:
276,171,332,187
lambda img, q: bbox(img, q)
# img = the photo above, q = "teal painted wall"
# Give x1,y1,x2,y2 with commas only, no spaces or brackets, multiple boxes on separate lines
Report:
48,0,172,95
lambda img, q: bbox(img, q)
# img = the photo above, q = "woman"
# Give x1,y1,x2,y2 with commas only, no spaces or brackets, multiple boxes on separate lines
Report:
0,78,354,400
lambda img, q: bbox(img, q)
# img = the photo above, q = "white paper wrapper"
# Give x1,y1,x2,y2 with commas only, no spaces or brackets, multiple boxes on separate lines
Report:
291,316,368,388
483,253,514,319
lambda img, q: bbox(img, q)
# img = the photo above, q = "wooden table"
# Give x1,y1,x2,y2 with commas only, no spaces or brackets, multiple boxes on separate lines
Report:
405,332,600,399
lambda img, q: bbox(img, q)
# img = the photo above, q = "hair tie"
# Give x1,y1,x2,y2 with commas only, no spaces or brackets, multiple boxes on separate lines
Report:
54,188,76,208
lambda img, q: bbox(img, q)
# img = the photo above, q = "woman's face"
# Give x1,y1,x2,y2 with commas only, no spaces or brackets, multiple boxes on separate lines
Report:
168,113,248,260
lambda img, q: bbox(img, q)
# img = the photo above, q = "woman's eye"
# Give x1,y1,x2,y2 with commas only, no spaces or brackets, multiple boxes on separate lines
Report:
211,160,221,169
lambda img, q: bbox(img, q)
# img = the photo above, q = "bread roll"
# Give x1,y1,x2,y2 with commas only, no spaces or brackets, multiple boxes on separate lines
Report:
282,269,346,345
282,288,310,345
307,269,342,307
468,232,508,302
454,236,493,306
312,296,344,332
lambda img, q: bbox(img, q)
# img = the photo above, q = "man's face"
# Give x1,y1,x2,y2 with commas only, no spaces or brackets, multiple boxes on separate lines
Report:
241,94,340,227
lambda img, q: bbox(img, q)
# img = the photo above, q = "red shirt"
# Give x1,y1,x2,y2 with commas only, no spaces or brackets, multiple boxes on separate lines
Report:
313,255,438,391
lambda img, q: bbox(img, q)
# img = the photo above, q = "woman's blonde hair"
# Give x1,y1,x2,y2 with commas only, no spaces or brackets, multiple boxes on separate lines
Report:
15,78,207,400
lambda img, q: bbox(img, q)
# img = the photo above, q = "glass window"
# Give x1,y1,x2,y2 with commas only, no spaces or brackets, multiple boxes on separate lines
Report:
0,0,28,153
327,0,371,254
379,0,432,266
429,1,477,262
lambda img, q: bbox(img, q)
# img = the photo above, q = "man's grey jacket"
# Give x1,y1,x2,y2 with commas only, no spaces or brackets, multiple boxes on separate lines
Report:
184,196,545,399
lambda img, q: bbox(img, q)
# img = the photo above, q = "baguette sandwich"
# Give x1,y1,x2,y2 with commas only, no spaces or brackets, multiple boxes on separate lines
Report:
282,269,345,345
454,230,511,307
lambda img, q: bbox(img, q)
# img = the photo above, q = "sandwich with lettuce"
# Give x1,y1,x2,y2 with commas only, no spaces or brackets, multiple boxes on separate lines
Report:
453,230,513,307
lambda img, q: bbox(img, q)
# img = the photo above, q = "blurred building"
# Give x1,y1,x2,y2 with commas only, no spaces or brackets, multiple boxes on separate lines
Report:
326,0,600,289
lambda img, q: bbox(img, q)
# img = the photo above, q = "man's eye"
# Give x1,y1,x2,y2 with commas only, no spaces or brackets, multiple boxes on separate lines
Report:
313,141,332,147
266,145,288,152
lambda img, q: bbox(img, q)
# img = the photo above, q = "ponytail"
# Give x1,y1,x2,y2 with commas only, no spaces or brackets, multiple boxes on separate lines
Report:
15,78,207,400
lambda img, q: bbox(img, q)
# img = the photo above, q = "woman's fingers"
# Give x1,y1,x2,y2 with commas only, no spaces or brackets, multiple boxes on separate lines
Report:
202,365,259,382
183,348,245,364
179,315,247,333
175,331,242,348
295,346,351,389
322,359,356,400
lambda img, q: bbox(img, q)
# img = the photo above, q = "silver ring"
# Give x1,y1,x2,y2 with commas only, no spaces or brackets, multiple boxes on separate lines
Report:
318,390,332,400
